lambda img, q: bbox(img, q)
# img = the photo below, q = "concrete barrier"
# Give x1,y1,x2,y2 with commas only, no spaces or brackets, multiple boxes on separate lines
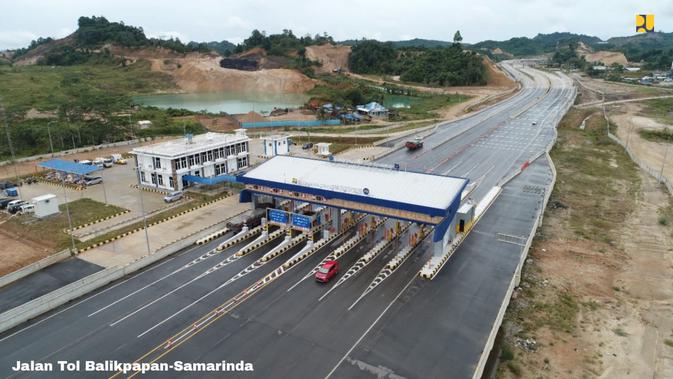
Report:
0,249,71,289
0,222,209,333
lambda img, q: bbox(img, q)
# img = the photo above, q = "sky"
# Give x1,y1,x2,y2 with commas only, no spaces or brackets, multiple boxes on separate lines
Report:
0,0,672,50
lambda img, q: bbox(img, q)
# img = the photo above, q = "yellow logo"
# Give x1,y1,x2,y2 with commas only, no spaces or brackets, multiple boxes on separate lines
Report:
636,14,654,33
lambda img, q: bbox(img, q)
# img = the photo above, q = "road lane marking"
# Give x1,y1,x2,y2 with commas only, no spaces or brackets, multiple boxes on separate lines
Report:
324,267,418,379
0,256,176,343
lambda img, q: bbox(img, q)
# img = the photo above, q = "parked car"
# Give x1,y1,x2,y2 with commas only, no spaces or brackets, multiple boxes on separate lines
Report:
79,160,92,166
92,158,105,168
7,200,27,214
0,198,13,209
302,143,314,150
163,191,183,203
0,180,17,190
115,158,127,165
315,260,339,283
83,176,103,186
102,157,114,168
18,203,34,214
226,208,266,233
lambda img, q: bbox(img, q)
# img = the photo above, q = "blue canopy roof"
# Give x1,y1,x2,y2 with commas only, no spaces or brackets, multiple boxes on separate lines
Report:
38,159,101,176
182,174,238,185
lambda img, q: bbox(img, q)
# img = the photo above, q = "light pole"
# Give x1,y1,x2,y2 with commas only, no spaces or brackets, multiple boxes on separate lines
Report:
61,172,77,254
47,120,56,157
134,165,151,255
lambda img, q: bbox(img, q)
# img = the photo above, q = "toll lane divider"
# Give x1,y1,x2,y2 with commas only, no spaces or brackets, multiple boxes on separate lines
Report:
349,230,428,310
286,215,377,292
195,228,229,245
216,225,262,252
319,222,408,302
65,209,131,233
116,219,366,375
222,232,307,287
76,195,230,254
419,186,503,280
235,229,283,257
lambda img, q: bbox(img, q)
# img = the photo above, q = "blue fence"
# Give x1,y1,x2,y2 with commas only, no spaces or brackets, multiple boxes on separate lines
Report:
241,119,341,129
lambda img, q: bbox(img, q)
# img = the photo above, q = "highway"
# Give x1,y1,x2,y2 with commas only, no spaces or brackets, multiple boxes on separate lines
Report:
0,61,575,379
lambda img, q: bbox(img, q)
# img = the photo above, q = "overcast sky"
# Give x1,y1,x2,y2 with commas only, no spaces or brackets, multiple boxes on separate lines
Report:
1,0,672,50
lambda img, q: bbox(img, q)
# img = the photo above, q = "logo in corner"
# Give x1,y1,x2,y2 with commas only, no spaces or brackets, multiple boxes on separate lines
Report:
636,14,654,33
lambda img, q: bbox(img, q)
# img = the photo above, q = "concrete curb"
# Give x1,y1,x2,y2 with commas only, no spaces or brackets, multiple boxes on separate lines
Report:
76,194,231,253
65,209,131,233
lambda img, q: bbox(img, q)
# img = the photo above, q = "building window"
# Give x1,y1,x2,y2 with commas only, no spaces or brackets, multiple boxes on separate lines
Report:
169,176,174,189
158,175,164,186
200,152,207,163
154,157,161,169
151,173,157,185
225,146,232,156
213,149,219,160
219,147,224,157
140,171,146,182
188,155,194,167
194,154,200,165
207,150,213,162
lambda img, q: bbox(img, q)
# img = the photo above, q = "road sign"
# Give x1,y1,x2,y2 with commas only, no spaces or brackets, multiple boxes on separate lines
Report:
292,214,312,229
268,209,289,224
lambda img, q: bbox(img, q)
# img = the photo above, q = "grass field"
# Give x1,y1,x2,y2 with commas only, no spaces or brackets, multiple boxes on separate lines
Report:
292,135,383,154
638,128,673,143
3,198,127,251
0,61,174,112
641,97,673,124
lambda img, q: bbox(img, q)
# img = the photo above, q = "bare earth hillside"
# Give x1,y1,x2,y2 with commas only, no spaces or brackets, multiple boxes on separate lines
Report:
305,44,351,73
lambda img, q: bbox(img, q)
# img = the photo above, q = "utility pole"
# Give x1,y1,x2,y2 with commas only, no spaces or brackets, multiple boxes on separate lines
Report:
0,100,21,195
47,120,56,156
660,143,670,182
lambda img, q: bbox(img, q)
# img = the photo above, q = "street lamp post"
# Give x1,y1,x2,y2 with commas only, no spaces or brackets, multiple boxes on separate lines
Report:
135,165,151,255
61,173,77,254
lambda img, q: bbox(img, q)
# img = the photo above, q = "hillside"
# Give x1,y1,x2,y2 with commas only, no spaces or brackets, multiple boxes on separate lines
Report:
471,32,603,58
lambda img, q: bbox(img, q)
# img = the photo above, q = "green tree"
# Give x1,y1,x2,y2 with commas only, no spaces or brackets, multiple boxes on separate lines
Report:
453,30,463,44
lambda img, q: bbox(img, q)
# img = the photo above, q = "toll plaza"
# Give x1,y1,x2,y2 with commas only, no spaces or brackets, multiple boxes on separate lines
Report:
236,155,470,256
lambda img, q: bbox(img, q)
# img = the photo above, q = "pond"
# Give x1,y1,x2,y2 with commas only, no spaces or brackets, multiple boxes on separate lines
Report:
383,95,418,109
133,92,309,115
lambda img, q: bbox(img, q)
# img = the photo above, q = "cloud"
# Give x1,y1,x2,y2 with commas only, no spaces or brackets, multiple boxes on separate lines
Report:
147,30,189,42
0,30,38,49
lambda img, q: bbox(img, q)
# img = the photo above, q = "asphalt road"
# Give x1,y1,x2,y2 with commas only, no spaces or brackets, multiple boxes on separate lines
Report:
0,61,576,379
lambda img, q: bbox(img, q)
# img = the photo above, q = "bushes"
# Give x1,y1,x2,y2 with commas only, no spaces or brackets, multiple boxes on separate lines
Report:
348,40,487,86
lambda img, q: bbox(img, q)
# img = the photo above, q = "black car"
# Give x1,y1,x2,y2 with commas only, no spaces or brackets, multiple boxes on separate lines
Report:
7,200,27,214
0,198,13,209
226,208,266,233
302,143,313,150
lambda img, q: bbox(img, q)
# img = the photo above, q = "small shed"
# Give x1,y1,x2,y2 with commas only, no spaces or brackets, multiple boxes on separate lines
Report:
32,194,59,218
316,142,331,157
263,135,290,157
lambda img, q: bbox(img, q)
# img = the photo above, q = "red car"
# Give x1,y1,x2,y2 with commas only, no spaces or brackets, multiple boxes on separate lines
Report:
315,260,339,283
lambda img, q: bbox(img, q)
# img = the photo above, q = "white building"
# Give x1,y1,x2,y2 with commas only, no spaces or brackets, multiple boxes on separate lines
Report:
32,194,59,218
132,130,250,191
262,135,290,157
137,120,153,129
